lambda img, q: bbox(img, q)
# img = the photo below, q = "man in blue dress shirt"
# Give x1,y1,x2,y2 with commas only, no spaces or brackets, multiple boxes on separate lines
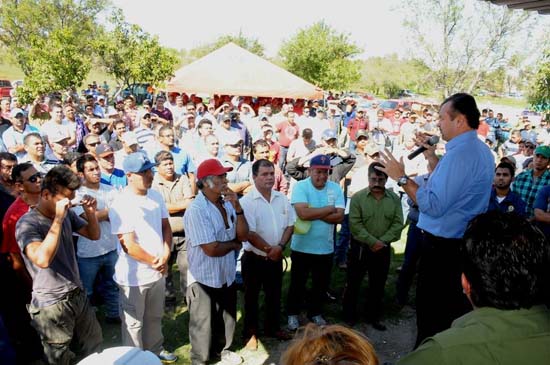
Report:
378,93,494,347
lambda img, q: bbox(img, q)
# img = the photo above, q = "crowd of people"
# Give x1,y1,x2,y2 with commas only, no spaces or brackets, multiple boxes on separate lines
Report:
0,88,549,365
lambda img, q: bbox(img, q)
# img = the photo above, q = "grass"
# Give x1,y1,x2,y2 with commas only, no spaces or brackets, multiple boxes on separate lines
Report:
475,96,528,109
94,226,411,365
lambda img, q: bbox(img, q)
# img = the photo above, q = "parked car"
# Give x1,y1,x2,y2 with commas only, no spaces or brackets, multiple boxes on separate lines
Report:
398,89,417,98
0,80,13,99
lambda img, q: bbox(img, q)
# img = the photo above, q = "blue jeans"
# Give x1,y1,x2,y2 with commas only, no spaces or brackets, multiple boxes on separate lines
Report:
77,250,119,318
334,214,350,265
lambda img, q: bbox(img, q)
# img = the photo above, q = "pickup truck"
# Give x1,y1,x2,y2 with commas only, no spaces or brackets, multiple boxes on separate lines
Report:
0,80,13,99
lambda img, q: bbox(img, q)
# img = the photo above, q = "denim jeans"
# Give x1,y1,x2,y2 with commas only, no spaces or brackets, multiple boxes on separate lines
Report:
77,249,119,318
334,214,350,265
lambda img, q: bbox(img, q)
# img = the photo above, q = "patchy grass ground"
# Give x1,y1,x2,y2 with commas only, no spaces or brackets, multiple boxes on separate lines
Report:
94,227,416,365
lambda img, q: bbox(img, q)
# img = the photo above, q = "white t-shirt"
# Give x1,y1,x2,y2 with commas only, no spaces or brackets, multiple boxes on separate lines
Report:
72,184,118,258
109,188,169,286
41,120,72,143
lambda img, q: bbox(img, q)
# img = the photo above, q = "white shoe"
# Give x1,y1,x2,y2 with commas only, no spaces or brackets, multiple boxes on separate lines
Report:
311,315,327,326
215,350,243,365
287,315,300,331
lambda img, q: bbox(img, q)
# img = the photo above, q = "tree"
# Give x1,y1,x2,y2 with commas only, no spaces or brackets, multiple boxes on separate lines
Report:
279,21,362,91
0,0,107,102
528,49,550,113
182,32,265,64
401,0,532,98
96,9,179,91
358,55,433,98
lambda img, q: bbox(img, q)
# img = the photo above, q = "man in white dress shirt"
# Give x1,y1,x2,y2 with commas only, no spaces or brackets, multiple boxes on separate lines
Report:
239,159,295,350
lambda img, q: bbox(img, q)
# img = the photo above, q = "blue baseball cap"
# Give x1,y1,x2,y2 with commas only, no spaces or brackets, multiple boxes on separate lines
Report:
322,129,338,141
310,154,332,170
123,151,157,173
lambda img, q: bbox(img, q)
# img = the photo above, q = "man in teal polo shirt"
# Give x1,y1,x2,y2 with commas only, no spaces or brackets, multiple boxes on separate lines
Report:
398,211,550,365
286,154,345,330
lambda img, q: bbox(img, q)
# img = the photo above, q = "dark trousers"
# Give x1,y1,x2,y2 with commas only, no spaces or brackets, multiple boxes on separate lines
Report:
242,251,283,337
187,282,237,365
0,255,43,364
287,250,332,317
415,231,472,347
396,221,422,305
334,214,350,265
342,239,391,323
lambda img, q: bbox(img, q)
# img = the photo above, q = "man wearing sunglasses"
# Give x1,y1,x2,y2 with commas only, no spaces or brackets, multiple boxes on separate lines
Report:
15,165,102,364
1,163,44,363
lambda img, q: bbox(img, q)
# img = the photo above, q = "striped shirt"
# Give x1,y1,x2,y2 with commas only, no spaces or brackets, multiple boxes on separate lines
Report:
184,191,237,288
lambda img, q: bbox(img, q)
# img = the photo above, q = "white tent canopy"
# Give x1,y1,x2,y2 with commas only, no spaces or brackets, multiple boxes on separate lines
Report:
166,42,323,99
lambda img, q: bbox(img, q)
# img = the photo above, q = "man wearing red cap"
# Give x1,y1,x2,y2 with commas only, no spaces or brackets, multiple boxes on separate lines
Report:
184,159,249,365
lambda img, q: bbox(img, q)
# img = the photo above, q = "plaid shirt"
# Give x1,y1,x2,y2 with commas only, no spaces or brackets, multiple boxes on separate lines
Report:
511,169,550,217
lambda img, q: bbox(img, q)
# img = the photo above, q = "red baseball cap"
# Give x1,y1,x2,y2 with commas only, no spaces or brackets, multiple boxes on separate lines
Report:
197,159,233,179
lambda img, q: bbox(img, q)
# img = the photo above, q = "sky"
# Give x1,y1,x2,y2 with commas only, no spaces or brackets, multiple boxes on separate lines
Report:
111,0,408,59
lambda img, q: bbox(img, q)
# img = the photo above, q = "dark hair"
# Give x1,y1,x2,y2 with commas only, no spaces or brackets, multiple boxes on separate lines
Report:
462,211,550,309
368,162,387,179
114,119,126,128
302,128,313,138
76,154,98,173
11,162,33,182
495,162,515,178
23,132,43,146
0,152,17,164
154,150,173,164
198,119,213,129
252,159,274,176
41,165,81,195
63,151,83,166
442,93,480,129
252,139,270,154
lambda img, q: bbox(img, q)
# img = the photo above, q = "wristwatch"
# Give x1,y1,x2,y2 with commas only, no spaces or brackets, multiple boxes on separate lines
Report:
397,175,410,187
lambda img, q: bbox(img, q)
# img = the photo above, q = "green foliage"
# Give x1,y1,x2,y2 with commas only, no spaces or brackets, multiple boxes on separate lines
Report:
357,55,433,98
279,21,362,90
401,0,532,98
96,9,179,90
528,50,550,113
181,32,265,65
0,0,106,103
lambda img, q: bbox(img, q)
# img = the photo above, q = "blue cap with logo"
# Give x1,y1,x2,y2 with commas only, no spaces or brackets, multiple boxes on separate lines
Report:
123,151,157,173
310,154,332,170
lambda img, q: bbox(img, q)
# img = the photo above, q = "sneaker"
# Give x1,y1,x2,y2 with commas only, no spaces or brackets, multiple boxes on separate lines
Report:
158,350,178,363
215,350,243,365
287,315,300,331
338,262,348,270
311,315,327,326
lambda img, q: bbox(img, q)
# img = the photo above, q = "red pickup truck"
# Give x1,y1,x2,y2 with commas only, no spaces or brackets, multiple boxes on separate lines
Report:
0,80,13,99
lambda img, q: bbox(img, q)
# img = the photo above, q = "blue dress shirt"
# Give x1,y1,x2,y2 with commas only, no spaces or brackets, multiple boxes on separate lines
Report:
416,130,494,238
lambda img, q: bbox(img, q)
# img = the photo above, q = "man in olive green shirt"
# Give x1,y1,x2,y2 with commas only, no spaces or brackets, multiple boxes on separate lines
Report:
343,162,403,330
398,211,550,365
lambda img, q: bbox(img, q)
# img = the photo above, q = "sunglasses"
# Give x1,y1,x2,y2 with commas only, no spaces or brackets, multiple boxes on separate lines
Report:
228,143,242,148
22,172,44,183
526,145,535,149
87,141,101,147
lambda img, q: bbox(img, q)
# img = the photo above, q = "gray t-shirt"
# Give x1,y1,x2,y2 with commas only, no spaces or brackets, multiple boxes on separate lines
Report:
16,208,86,308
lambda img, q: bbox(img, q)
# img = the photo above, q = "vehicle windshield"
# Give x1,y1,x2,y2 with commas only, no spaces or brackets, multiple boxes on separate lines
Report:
379,100,398,109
